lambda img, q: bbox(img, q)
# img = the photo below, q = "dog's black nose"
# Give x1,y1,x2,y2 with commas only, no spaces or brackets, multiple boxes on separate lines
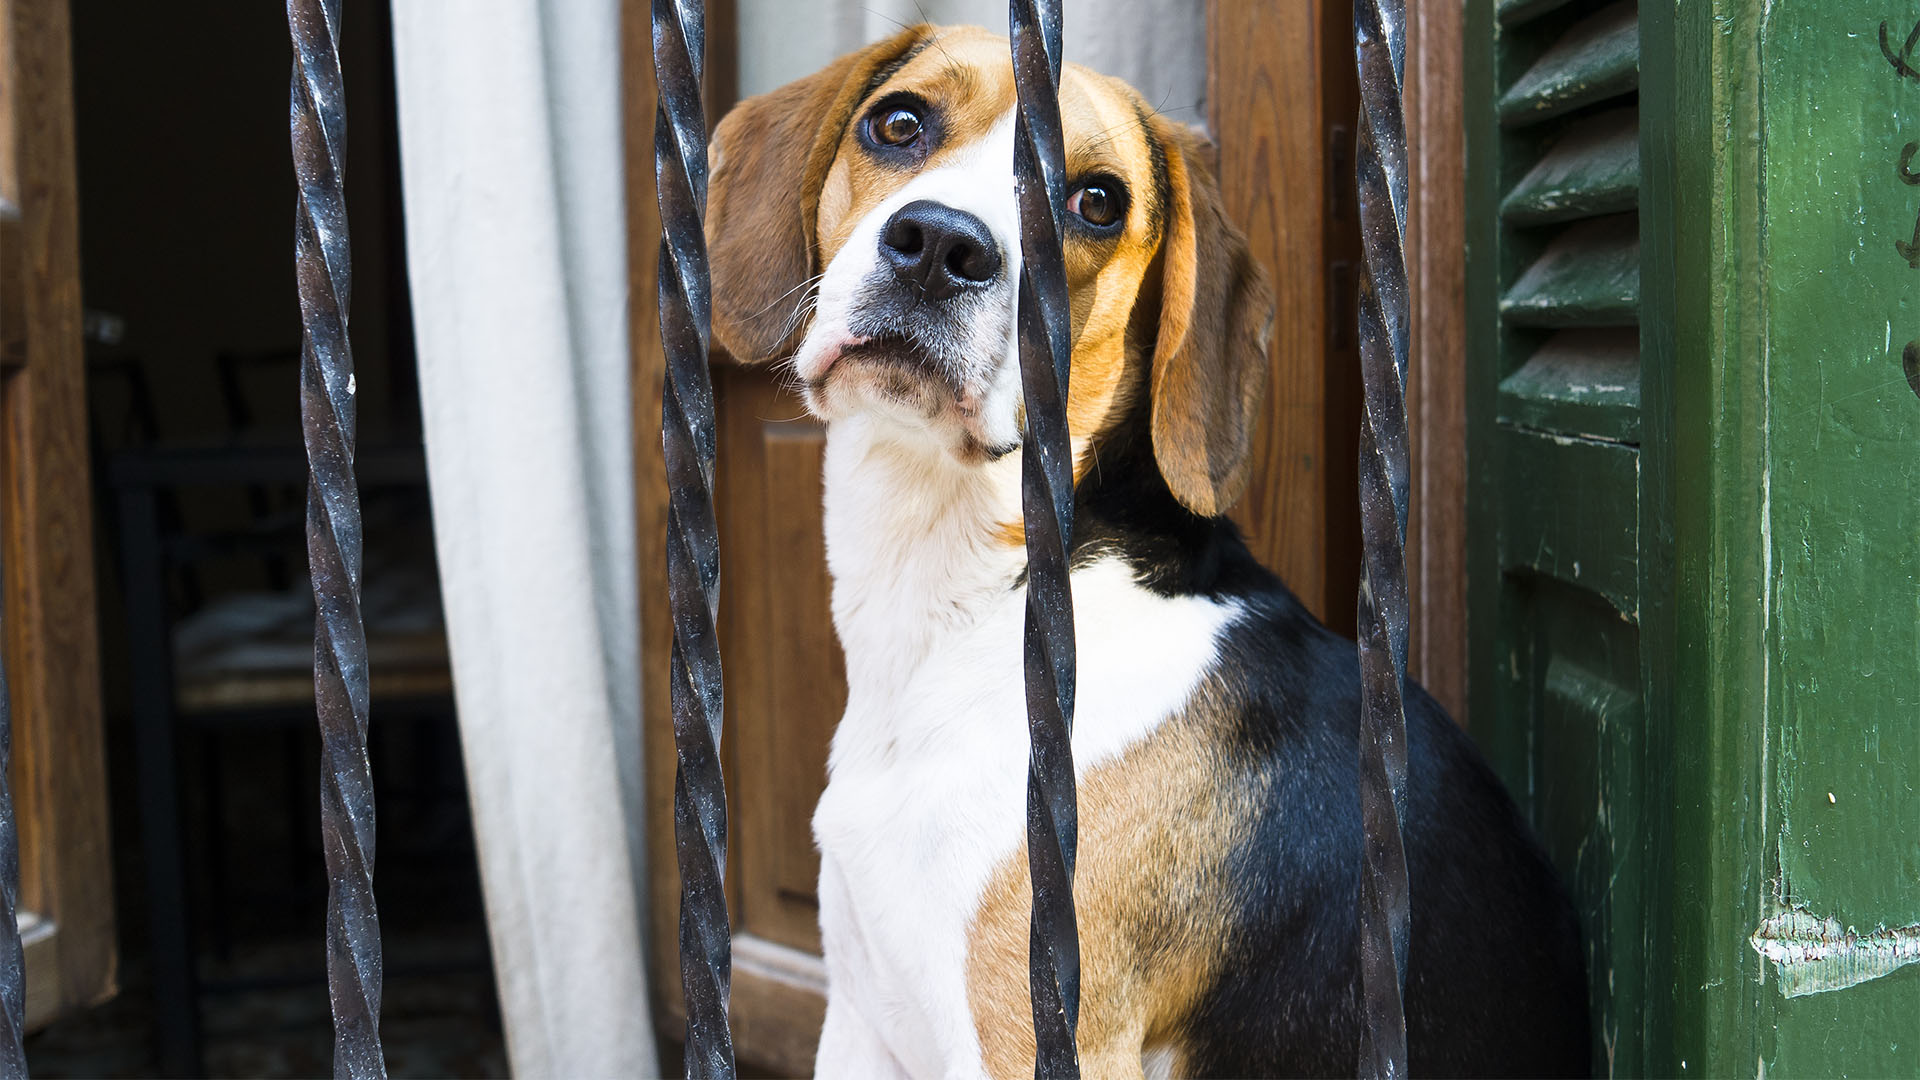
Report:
880,200,1002,301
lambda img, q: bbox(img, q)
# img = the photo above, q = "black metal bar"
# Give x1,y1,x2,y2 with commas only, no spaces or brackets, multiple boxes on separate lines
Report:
288,2,385,1077
1353,0,1412,1077
652,2,734,1076
1008,1,1080,1074
117,483,205,1078
0,521,23,1080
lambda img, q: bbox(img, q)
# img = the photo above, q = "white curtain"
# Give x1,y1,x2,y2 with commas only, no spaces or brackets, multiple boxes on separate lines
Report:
736,0,1209,130
390,2,654,1076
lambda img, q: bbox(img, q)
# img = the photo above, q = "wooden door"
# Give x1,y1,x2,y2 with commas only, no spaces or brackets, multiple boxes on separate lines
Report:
0,0,117,1031
630,3,1465,1071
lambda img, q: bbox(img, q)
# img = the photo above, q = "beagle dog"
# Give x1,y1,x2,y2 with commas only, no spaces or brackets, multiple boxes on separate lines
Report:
705,24,1590,1079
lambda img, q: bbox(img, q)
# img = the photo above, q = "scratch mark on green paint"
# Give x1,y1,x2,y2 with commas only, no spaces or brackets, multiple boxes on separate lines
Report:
1750,904,1920,998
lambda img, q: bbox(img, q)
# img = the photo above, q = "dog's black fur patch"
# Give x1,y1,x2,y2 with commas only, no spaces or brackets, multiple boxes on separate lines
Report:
1069,400,1592,1078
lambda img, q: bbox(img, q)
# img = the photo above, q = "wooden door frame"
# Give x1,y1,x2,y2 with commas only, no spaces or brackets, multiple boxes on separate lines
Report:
1206,0,1467,717
626,2,1469,1066
0,0,118,1029
1404,0,1468,720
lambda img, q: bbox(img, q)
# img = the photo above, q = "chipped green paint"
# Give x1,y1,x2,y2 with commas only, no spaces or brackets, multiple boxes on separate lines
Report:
1751,905,1920,999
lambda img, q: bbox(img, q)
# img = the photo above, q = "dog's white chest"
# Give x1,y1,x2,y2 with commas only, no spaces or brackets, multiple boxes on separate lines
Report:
812,548,1236,1078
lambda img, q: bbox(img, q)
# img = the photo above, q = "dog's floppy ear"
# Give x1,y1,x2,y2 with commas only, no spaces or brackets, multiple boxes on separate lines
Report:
705,26,933,363
1146,121,1276,518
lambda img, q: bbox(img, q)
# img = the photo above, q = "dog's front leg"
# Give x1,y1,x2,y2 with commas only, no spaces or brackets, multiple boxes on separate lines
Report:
815,992,909,1079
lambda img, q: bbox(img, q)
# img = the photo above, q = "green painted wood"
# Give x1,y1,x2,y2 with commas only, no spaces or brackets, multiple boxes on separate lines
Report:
1499,2,1641,129
1496,428,1641,618
1497,329,1642,443
1635,1,1915,1076
1470,0,1663,1074
1502,216,1642,327
1503,108,1641,226
1528,592,1646,1080
1482,1,1920,1074
1649,0,1767,1073
1752,6,1920,1074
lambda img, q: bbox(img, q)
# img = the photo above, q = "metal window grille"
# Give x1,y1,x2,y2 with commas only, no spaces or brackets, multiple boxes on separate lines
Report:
651,1,734,1078
281,0,1416,1077
1354,0,1413,1076
1008,0,1081,1074
289,1,386,1078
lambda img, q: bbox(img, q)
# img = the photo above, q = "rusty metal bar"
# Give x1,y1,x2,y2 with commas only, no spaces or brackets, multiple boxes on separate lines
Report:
1008,1,1080,1074
288,2,385,1077
652,1,734,1076
1353,0,1412,1076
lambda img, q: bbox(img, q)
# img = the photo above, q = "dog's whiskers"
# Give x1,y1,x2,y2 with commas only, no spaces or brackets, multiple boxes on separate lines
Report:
749,271,826,320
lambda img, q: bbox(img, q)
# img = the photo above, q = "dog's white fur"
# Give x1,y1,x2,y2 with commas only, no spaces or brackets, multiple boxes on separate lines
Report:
811,417,1237,1077
803,106,1238,1079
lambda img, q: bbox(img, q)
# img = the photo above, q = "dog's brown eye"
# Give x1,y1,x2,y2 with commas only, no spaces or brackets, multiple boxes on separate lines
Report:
870,108,923,146
1067,184,1122,227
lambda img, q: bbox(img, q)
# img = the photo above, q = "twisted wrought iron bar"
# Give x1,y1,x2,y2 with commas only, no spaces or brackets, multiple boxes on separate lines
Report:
289,2,384,1076
0,581,24,1078
653,2,733,1076
1009,1,1079,1074
1352,0,1411,1077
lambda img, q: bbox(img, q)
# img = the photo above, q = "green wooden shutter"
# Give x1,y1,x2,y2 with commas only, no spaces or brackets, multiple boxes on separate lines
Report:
1473,3,1920,1076
1465,3,1671,1075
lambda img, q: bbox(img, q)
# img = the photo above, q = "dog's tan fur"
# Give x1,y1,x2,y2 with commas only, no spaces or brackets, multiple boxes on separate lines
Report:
963,681,1254,1078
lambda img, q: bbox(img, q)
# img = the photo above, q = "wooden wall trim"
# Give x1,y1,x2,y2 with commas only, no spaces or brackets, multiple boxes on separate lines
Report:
1,0,117,1019
1406,0,1468,719
1209,0,1467,714
1209,1,1363,633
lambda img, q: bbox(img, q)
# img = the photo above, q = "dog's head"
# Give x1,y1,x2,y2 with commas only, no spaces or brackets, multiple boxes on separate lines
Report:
707,25,1274,517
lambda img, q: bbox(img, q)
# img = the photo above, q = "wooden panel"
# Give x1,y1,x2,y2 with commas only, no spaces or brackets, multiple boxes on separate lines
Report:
1209,0,1362,632
717,368,841,957
1495,427,1640,619
626,1,837,1070
1406,0,1469,718
0,0,117,1026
